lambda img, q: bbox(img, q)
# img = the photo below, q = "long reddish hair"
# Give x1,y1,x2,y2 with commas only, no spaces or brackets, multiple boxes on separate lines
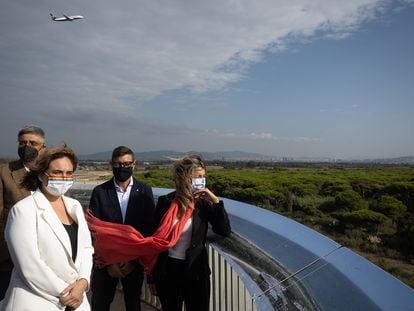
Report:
172,155,205,217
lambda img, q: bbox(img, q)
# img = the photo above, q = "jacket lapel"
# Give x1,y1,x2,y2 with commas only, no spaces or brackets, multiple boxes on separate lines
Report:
126,180,140,208
63,196,83,267
33,190,73,260
64,196,79,224
191,206,201,238
107,179,123,223
124,178,143,222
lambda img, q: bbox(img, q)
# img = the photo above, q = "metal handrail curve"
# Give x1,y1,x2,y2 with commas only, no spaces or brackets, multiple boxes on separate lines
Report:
72,185,414,311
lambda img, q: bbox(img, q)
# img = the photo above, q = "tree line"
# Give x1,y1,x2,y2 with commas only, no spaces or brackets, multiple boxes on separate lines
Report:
134,162,414,287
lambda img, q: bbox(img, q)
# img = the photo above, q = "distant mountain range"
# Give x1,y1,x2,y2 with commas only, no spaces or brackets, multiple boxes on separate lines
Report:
78,150,274,162
77,150,414,164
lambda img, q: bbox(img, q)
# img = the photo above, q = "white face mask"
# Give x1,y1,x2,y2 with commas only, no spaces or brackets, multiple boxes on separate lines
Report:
192,177,206,191
44,175,74,196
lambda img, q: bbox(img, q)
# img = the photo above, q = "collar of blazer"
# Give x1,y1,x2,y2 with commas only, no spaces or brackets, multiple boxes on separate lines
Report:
8,159,24,172
32,189,79,260
111,176,142,192
10,160,30,197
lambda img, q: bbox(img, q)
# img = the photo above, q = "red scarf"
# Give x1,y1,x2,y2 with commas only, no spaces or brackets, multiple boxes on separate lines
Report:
85,199,194,275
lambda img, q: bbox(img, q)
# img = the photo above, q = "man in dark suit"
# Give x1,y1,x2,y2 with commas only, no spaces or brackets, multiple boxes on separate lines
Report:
89,146,155,311
0,125,46,299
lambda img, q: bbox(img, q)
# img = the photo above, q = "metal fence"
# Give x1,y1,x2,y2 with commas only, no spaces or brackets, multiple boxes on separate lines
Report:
140,243,264,311
72,185,414,311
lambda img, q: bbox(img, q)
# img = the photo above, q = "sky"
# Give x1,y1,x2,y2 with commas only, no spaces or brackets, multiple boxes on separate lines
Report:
1,0,413,159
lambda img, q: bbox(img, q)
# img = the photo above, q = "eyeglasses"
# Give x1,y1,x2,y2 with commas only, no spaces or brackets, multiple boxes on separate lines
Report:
18,140,44,148
112,161,134,168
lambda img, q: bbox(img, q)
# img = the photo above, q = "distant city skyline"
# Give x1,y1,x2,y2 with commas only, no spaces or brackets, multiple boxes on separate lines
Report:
74,150,414,163
1,1,413,159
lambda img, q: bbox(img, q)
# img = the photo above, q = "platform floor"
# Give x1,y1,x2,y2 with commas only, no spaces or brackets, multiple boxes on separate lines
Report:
110,287,158,311
87,286,159,311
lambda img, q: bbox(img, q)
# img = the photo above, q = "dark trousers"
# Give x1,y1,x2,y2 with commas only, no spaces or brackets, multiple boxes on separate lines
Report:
156,257,210,311
91,266,144,311
0,270,12,300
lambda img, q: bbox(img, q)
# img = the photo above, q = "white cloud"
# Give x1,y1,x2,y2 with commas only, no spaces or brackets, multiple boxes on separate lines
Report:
0,0,389,111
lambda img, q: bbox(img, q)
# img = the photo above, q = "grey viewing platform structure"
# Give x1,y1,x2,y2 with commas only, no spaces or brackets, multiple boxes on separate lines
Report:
72,185,414,311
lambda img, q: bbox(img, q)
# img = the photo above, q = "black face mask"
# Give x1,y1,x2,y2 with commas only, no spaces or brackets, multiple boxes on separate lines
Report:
18,145,38,163
113,166,133,182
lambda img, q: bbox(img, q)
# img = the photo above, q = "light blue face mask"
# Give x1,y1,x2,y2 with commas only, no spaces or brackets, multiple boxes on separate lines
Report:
192,177,206,191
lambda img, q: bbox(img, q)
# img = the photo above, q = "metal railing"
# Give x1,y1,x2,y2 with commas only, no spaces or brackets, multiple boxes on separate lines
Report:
72,185,414,311
140,243,266,311
209,244,257,311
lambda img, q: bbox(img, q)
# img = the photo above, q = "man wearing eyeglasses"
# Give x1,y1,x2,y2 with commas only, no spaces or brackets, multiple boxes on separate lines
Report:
0,125,46,299
89,146,155,311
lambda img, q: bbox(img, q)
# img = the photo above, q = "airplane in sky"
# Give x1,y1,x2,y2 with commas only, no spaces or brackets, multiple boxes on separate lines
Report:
50,13,83,22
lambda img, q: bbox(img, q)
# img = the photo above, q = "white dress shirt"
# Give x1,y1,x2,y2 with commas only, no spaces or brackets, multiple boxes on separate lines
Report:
113,177,133,223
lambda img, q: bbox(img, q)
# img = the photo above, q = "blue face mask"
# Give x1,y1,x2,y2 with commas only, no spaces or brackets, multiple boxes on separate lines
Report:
192,177,206,191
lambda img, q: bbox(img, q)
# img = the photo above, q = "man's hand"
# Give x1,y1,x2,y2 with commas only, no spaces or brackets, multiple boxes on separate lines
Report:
120,261,136,276
107,263,125,278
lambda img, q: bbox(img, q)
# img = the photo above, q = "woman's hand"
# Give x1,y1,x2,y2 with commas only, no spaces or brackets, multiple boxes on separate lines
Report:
194,188,219,204
60,279,88,309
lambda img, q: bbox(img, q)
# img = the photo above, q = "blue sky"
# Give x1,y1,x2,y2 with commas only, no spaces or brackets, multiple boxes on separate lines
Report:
1,0,413,159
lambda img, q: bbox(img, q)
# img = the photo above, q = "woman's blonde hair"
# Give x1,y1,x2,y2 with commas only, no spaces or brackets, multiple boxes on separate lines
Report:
172,155,206,217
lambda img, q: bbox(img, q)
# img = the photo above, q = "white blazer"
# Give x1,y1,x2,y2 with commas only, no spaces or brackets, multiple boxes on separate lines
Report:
0,189,94,311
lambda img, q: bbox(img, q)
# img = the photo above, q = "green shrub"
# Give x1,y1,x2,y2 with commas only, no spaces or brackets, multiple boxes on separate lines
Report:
319,181,349,196
380,182,414,212
333,209,389,233
334,190,366,212
293,195,329,217
369,195,407,224
350,179,374,198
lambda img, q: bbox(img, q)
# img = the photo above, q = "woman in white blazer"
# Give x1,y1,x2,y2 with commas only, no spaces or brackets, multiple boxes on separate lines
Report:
0,146,93,311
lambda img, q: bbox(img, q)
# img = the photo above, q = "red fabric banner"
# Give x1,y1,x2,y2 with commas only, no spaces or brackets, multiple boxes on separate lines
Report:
85,199,194,275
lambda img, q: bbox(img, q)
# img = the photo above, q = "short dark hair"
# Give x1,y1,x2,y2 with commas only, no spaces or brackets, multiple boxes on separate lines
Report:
21,145,78,191
18,125,45,139
111,146,134,162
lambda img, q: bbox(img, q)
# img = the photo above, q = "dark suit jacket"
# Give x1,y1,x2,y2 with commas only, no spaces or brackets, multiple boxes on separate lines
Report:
0,160,30,271
152,192,231,281
89,177,155,238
